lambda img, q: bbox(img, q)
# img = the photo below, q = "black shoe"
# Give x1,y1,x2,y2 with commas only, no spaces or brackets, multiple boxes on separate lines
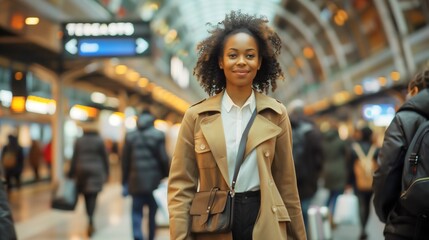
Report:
87,224,95,237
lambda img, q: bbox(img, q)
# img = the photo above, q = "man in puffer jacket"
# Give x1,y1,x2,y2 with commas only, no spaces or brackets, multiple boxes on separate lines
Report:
0,166,17,240
122,110,170,240
373,69,429,239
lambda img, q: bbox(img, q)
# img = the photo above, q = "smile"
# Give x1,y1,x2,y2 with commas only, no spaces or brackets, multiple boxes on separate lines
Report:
233,70,249,76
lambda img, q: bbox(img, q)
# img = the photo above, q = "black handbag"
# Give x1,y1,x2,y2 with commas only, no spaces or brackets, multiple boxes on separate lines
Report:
190,110,257,233
51,177,78,211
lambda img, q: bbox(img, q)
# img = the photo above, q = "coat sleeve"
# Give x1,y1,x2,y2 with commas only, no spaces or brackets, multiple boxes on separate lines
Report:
121,134,132,185
167,109,198,240
156,133,170,178
373,115,407,223
68,141,79,178
99,138,109,180
0,180,17,239
272,108,307,240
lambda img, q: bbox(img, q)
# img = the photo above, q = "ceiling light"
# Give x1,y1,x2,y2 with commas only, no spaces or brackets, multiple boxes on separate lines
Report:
25,17,39,25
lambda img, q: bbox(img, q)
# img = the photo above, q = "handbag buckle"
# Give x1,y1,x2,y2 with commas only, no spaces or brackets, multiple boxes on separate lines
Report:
229,189,235,198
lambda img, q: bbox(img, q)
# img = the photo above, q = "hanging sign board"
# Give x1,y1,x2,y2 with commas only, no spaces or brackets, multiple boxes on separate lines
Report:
62,21,151,58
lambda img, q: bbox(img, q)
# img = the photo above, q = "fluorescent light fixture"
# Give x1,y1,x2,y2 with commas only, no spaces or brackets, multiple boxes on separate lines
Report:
91,92,106,104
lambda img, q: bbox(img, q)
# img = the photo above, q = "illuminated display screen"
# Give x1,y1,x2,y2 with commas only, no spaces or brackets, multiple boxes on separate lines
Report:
362,103,396,126
62,21,151,58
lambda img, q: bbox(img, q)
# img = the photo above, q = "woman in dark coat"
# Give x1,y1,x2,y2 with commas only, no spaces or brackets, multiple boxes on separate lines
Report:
68,123,109,237
1,134,24,192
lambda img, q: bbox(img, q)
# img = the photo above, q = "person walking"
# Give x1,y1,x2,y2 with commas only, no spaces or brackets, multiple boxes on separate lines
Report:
373,69,429,239
167,10,306,240
68,122,109,237
28,139,42,181
288,99,324,230
347,126,378,240
321,121,348,224
1,134,24,192
121,110,170,240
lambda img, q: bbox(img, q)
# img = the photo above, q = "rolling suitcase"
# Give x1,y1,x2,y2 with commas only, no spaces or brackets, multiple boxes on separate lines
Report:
307,205,332,240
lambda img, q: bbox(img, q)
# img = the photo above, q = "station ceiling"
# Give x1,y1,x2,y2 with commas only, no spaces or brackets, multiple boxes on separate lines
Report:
1,0,428,114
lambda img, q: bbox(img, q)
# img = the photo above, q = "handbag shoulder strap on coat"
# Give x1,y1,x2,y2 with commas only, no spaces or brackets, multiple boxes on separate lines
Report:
231,109,257,192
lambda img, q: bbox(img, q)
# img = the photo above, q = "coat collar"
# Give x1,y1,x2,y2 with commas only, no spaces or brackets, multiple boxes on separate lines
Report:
196,90,282,187
193,90,283,115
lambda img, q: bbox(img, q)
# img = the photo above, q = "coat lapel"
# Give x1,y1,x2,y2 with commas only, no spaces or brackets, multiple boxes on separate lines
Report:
196,93,230,185
245,115,282,157
245,92,283,156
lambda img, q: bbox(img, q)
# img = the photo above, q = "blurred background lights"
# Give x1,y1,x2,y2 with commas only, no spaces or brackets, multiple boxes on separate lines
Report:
124,116,137,130
25,17,39,25
0,90,12,107
91,92,106,104
108,112,124,127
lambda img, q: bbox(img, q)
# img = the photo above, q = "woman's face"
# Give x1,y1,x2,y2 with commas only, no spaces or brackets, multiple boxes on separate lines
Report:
219,32,262,89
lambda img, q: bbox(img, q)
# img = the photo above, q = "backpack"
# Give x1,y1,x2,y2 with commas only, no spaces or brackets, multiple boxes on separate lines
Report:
292,122,313,182
352,143,378,191
399,120,429,217
2,150,17,170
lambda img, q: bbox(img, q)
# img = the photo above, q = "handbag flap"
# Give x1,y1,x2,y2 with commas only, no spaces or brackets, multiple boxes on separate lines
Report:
190,190,229,215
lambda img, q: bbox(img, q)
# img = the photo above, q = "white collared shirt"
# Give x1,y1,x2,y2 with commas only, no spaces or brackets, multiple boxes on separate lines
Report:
221,90,260,192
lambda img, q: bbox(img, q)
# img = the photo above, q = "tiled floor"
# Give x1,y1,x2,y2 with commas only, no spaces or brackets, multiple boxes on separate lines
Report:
9,161,170,240
11,181,170,240
9,163,384,240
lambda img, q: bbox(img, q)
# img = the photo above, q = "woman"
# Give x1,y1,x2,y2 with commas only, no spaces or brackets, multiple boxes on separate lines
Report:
68,122,109,237
28,139,42,181
347,126,378,240
373,69,429,239
168,11,306,240
1,134,24,192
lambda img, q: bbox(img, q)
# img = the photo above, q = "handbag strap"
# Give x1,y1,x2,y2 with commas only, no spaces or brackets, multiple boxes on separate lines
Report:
231,109,257,192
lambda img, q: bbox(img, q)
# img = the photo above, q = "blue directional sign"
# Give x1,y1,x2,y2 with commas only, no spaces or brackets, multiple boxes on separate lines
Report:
62,21,151,58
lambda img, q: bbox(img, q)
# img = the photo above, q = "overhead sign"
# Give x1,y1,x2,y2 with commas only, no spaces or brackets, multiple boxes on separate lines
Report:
62,21,151,58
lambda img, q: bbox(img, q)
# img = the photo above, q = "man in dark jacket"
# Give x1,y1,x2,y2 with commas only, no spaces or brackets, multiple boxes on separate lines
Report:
0,167,17,240
288,99,324,229
373,70,429,239
122,110,170,240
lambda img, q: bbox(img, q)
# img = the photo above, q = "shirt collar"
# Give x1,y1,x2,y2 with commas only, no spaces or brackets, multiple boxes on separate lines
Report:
222,90,256,113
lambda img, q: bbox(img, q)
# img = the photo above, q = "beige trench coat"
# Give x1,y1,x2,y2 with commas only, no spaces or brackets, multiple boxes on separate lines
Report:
168,91,307,240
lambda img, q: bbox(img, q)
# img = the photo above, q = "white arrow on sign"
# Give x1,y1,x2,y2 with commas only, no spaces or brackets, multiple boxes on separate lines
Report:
136,38,149,54
65,38,78,54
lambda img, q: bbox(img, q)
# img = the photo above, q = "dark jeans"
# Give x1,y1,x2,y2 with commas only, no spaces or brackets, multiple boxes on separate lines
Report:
232,190,261,240
326,189,343,216
301,196,313,231
131,193,158,240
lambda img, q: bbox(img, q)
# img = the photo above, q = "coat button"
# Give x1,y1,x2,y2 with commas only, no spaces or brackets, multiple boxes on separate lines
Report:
264,151,270,157
200,144,206,150
272,206,277,213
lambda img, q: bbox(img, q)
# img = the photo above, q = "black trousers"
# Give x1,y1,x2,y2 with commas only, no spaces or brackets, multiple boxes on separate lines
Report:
83,193,98,224
232,190,261,240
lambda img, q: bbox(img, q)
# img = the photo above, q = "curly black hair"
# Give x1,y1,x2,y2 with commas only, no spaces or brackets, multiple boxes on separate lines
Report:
193,10,284,96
